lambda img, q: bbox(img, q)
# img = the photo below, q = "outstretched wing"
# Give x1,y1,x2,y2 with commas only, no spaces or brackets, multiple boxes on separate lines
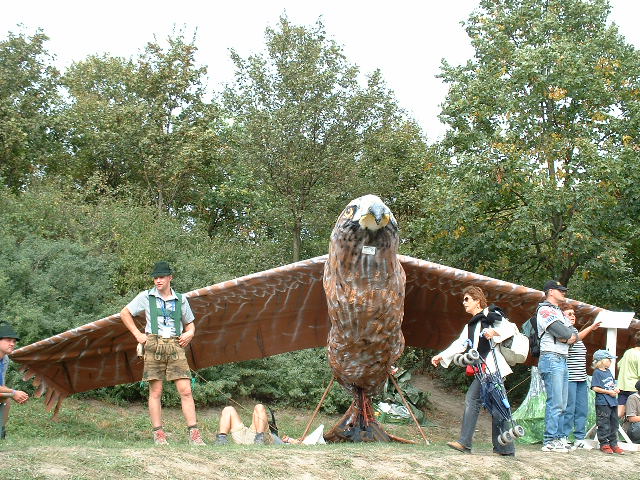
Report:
11,254,637,412
399,255,638,357
11,256,329,411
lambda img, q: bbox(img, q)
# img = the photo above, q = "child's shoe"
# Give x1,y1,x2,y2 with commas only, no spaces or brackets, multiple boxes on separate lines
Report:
600,444,613,454
610,445,625,454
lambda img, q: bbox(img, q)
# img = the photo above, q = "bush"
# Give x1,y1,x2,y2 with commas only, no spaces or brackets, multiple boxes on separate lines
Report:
76,349,355,413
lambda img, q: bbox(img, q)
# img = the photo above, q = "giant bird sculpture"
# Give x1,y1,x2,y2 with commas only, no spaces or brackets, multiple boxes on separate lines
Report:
10,195,640,430
323,195,405,442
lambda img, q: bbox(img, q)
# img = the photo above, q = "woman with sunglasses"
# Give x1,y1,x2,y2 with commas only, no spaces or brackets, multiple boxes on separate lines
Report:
431,286,515,456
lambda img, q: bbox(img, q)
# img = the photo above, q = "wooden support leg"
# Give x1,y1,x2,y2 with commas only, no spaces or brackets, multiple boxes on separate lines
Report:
301,377,335,441
388,373,429,445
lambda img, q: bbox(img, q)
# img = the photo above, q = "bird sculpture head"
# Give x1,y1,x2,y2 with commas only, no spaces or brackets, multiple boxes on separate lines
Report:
333,194,397,235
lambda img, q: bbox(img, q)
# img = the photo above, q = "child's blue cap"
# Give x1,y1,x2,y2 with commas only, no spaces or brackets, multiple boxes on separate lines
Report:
593,349,616,361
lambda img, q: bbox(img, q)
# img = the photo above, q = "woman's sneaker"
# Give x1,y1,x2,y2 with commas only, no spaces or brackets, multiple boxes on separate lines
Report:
541,439,569,452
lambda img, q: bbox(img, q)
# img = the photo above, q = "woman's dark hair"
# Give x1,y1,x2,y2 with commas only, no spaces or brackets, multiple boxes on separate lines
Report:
462,286,488,309
636,379,640,392
559,302,573,312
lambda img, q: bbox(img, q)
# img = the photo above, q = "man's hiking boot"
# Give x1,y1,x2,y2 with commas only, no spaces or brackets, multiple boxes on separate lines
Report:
153,428,169,445
611,445,625,454
254,432,265,444
446,440,471,453
216,433,228,445
189,427,206,446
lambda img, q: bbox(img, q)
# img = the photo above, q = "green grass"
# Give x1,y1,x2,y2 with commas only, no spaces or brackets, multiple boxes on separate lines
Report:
0,398,633,480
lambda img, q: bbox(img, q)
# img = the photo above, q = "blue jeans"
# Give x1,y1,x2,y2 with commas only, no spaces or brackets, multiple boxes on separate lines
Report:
458,377,515,454
538,352,569,444
561,380,588,440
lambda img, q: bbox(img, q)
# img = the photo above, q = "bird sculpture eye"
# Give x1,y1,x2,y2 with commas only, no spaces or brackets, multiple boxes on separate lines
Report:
342,205,356,220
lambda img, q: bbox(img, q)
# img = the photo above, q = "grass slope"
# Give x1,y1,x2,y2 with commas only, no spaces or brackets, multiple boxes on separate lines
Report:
0,396,635,479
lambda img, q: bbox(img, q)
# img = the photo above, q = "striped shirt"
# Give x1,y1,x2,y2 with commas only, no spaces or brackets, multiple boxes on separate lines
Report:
567,340,588,382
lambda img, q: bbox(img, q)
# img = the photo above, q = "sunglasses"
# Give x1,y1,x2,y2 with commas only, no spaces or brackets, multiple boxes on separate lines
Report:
463,296,474,303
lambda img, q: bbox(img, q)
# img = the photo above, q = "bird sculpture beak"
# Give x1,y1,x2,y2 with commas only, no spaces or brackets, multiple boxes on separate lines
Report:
369,203,386,224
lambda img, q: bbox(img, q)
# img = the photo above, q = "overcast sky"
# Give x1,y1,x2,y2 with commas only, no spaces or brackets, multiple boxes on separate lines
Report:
3,1,639,140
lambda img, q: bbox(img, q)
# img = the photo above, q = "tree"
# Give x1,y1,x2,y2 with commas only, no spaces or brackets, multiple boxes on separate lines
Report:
60,32,222,213
0,29,60,191
409,0,640,309
224,16,405,262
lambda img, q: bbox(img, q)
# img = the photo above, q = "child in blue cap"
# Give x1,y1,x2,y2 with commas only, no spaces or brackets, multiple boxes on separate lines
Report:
591,349,624,454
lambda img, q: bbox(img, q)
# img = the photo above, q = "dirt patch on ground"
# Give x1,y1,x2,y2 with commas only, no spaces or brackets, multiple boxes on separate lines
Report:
14,443,638,480
412,373,492,443
1,375,637,480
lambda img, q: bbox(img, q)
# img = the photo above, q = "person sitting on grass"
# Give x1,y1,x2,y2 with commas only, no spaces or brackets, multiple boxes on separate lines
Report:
622,379,640,444
0,321,30,440
591,349,624,455
216,404,273,445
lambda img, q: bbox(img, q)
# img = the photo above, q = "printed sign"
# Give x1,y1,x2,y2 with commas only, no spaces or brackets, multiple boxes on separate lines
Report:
595,310,635,329
362,246,376,255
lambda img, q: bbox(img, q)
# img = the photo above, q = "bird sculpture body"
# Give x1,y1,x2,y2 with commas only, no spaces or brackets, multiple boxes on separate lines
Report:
323,194,406,442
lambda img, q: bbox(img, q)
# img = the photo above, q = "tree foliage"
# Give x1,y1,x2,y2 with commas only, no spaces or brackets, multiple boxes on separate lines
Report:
60,32,223,213
224,16,409,261
0,29,60,191
409,0,640,309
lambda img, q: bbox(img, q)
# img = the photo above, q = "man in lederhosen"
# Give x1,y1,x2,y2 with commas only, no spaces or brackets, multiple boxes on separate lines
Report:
121,261,205,445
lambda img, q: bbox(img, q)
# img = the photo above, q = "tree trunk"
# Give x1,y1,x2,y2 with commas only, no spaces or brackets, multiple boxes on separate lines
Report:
292,217,302,263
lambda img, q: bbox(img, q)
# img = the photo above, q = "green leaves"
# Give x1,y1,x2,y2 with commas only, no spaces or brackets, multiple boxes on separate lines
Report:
224,15,412,261
0,29,61,191
59,31,222,213
412,0,640,310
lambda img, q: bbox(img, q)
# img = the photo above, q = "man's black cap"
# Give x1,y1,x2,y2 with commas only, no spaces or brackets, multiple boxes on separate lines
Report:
150,261,173,278
0,321,20,340
543,280,568,292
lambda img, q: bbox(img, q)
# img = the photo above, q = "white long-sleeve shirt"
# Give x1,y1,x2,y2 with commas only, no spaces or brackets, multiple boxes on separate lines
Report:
437,312,513,377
